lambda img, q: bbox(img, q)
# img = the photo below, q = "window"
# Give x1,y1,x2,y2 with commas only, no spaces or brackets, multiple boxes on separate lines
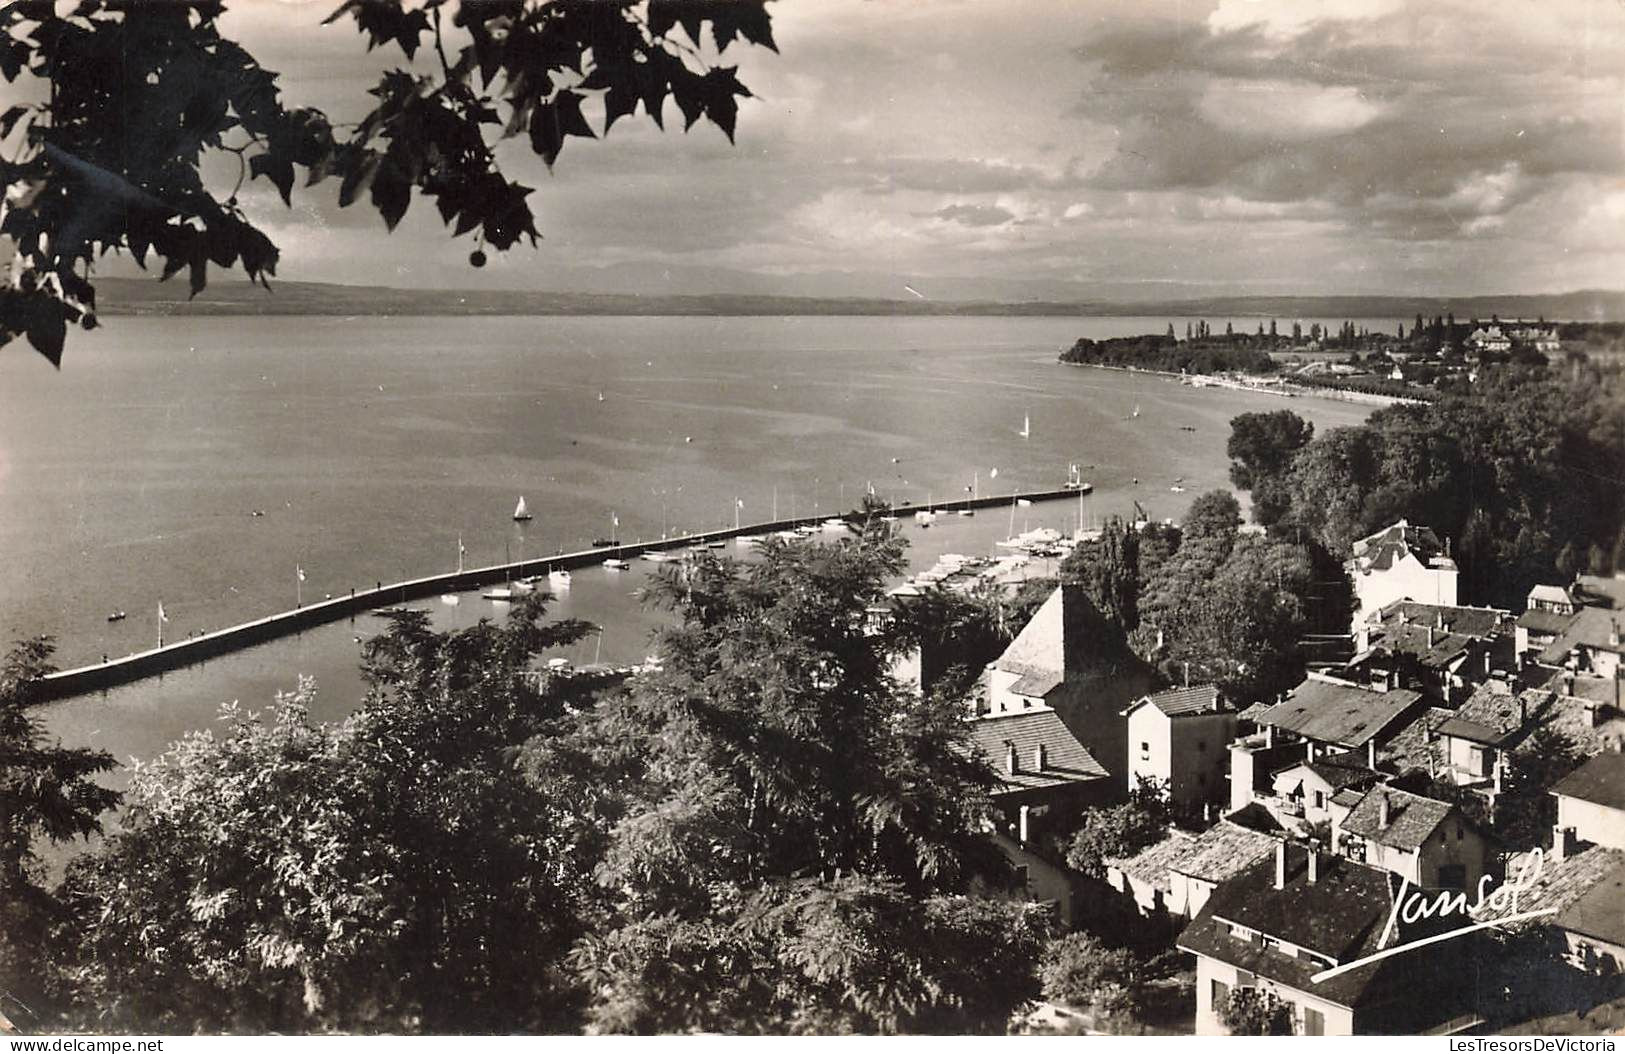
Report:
1140,741,1150,761
1313,790,1325,810
1303,1007,1324,1035
1212,979,1230,1009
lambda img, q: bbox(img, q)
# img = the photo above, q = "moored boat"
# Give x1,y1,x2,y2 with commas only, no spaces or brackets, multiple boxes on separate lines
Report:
512,496,533,522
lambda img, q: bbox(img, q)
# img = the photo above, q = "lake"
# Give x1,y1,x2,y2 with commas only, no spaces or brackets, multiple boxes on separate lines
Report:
0,314,1383,771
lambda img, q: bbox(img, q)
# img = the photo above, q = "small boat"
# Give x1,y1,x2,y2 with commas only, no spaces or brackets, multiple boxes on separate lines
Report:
1131,404,1141,419
602,558,630,571
1170,485,1186,493
249,509,265,518
1019,413,1030,439
106,611,126,622
482,588,516,601
957,507,974,516
592,537,617,548
823,517,846,529
597,391,605,402
642,550,676,562
706,539,727,549
440,594,460,605
513,496,533,522
546,657,572,671
510,579,535,593
548,569,572,588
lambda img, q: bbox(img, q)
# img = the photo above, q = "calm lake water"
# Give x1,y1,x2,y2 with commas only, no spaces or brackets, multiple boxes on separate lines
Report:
0,314,1383,774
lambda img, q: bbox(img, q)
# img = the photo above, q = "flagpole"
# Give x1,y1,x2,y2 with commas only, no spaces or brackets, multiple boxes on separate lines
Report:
296,565,303,608
735,498,741,531
157,602,164,648
458,533,464,573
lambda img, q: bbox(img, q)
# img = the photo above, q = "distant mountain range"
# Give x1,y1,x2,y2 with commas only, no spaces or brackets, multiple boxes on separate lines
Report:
92,277,1625,322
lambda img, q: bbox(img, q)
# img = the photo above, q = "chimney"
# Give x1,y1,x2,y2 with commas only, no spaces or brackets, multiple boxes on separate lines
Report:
1552,826,1577,862
1307,848,1320,885
1212,689,1223,713
1400,609,1410,625
1019,804,1031,844
1033,742,1047,772
1436,610,1445,630
1274,841,1287,890
1378,793,1391,828
1564,671,1575,697
1427,625,1435,648
1367,739,1377,768
1005,742,1018,776
1611,621,1621,649
1306,741,1317,763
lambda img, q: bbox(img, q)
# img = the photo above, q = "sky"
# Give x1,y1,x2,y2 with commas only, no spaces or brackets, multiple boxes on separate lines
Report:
71,0,1625,298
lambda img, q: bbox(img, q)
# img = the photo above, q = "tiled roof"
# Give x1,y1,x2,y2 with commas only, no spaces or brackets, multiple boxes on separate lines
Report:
1432,682,1538,747
1517,609,1575,635
1369,621,1475,669
1434,716,1512,747
1476,846,1625,936
1139,683,1224,717
1555,860,1625,947
1178,846,1404,1009
965,709,1110,795
1107,821,1279,892
1351,519,1446,572
995,585,1068,678
1527,584,1575,608
1341,785,1454,850
1304,751,1383,791
1257,678,1422,748
1550,752,1625,811
1373,600,1507,640
1106,830,1194,894
1574,574,1625,610
1331,787,1365,808
1009,669,1064,698
1238,701,1273,722
1540,606,1625,664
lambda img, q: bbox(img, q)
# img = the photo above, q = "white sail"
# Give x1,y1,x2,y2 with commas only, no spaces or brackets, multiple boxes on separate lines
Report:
513,496,532,520
1019,413,1030,439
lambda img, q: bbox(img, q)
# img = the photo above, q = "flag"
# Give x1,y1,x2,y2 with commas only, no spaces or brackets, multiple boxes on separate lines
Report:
297,565,306,582
1017,498,1033,507
158,602,168,623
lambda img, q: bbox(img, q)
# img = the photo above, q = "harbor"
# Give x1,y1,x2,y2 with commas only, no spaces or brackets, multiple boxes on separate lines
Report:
34,485,1092,702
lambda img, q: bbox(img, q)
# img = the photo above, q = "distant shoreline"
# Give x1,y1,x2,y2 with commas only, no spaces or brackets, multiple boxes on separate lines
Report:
90,278,1625,323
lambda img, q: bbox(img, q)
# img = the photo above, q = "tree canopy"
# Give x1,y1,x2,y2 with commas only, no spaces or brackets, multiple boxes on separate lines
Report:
30,530,1063,1034
0,0,775,365
1227,367,1625,607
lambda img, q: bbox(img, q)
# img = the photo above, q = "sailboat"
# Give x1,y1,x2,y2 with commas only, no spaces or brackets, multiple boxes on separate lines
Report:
513,496,533,522
1019,413,1031,439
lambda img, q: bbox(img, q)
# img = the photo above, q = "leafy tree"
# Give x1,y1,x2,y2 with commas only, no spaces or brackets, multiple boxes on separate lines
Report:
0,637,119,1029
1218,987,1294,1035
1226,410,1313,526
1493,728,1587,850
0,0,774,365
62,599,597,1033
1063,800,1166,877
1038,932,1143,1017
572,878,1054,1034
1060,516,1141,632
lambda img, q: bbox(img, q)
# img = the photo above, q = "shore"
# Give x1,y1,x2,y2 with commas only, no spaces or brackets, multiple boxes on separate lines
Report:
1059,360,1427,408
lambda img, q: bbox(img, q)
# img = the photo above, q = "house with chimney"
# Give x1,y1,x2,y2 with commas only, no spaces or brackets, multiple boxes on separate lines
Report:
963,696,1113,926
1263,749,1384,834
1539,606,1625,682
1348,601,1510,706
1346,520,1459,628
1240,674,1424,772
977,581,1154,781
1124,684,1236,815
1179,842,1478,1035
1431,680,1546,793
1332,784,1490,891
1551,752,1625,853
1475,841,1625,988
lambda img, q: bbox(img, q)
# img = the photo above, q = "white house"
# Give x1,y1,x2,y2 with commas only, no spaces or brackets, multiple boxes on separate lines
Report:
1124,684,1236,814
1346,520,1459,628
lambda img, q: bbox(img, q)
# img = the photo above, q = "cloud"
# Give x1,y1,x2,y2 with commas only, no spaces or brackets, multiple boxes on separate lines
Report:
1197,79,1383,139
935,203,1018,227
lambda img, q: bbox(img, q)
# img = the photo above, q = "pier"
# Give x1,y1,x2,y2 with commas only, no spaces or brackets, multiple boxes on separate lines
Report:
35,487,1090,702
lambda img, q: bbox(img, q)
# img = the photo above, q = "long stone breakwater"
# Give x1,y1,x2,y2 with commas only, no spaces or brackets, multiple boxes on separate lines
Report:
35,487,1088,702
